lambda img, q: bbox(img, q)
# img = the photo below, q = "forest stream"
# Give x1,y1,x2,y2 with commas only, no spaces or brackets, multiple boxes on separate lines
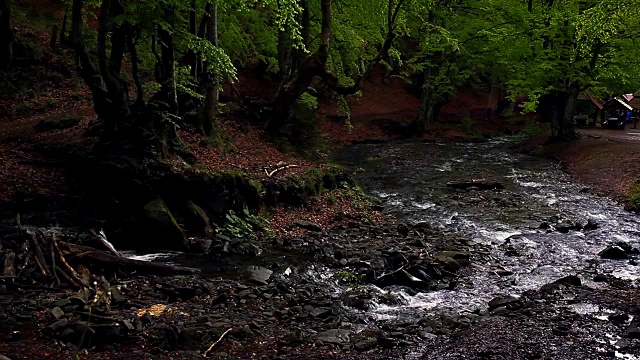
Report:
333,138,640,359
73,138,640,359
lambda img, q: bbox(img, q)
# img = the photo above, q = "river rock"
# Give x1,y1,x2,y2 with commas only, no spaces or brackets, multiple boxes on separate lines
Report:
184,201,215,239
315,329,351,345
246,266,273,285
293,220,322,232
488,295,519,310
583,219,599,231
599,246,628,259
626,325,640,339
374,268,429,289
51,307,65,319
355,337,378,351
142,199,186,250
47,318,69,332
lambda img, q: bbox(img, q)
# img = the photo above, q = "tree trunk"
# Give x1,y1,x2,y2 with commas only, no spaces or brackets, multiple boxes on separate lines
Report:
0,0,14,69
203,1,219,137
559,86,578,138
277,28,288,77
542,88,578,141
97,0,130,142
70,0,189,159
415,67,435,133
268,0,333,135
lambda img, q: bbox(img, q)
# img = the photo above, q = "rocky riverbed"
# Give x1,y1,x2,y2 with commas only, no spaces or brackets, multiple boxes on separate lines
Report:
1,138,640,359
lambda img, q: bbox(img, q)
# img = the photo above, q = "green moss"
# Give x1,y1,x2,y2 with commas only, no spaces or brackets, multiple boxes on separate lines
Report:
626,180,640,212
142,199,185,247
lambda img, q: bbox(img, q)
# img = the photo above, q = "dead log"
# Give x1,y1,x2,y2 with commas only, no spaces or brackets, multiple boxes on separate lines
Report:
60,242,199,275
51,233,85,286
90,229,121,257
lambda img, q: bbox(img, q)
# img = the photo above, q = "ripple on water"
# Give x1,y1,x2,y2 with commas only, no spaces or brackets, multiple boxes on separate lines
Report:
120,251,180,262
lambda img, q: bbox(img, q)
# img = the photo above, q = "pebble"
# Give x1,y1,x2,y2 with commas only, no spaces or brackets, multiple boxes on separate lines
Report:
51,307,65,319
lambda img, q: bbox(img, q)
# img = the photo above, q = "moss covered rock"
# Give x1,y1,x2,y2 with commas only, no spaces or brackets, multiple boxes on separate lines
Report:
184,201,215,238
142,199,185,250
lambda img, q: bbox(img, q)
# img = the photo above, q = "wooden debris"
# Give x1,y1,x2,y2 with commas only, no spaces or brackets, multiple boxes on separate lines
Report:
0,228,198,291
203,328,233,358
265,163,300,177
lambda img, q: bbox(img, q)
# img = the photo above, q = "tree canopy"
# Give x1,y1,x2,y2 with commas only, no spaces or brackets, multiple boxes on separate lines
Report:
5,0,638,153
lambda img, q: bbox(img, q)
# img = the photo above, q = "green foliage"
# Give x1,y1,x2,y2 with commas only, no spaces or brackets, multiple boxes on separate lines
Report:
219,208,270,240
333,269,363,286
336,95,353,133
626,180,640,212
514,120,546,142
461,117,474,134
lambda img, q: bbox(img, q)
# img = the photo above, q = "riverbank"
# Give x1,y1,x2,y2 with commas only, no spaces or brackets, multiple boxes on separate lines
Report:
517,128,640,208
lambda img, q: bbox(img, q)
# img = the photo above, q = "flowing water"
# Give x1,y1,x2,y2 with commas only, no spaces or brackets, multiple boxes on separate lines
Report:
339,138,640,327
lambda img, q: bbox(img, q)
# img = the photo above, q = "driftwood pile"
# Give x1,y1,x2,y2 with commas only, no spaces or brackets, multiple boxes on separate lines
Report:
1,228,198,291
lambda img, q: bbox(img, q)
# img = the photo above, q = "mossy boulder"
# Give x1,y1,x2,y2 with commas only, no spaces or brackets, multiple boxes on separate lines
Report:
141,199,185,250
184,201,215,238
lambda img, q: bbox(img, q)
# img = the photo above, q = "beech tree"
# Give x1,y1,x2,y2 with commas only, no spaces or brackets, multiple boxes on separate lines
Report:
266,0,409,136
500,0,640,140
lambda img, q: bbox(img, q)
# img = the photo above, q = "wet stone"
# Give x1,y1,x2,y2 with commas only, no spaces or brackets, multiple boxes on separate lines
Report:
293,220,322,232
246,266,273,285
599,246,628,260
593,274,608,282
488,295,519,310
626,326,640,339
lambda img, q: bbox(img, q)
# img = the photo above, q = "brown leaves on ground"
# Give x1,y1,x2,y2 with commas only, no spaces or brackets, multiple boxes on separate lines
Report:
268,189,384,238
179,121,318,179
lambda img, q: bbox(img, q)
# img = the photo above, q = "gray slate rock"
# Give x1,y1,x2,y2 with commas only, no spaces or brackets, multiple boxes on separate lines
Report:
315,329,351,345
293,220,322,232
488,295,519,310
246,266,273,285
355,338,378,351
599,246,628,259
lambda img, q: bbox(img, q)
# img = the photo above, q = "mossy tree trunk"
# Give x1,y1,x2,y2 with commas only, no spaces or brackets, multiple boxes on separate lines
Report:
539,86,579,142
70,0,189,158
268,0,405,137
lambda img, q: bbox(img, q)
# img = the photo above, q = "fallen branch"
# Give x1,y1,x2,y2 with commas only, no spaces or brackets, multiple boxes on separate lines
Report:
61,242,199,275
90,229,121,257
29,233,50,276
50,241,61,287
55,266,82,288
203,328,233,358
51,233,85,286
265,164,300,177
